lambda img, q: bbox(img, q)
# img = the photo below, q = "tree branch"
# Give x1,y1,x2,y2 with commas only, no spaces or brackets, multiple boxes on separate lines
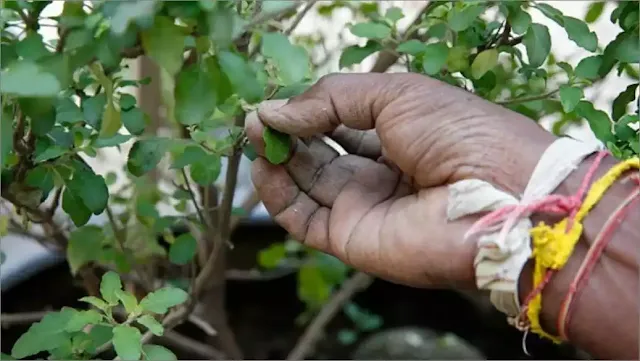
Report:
497,87,561,105
287,272,374,360
285,0,317,36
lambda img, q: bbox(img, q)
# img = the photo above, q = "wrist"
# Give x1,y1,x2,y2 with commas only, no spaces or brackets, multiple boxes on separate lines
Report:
517,153,639,356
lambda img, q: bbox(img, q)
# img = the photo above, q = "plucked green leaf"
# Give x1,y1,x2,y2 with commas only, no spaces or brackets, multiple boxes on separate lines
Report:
169,233,197,265
350,22,391,39
115,289,139,314
523,23,551,67
113,325,142,361
1,61,61,97
174,65,217,126
339,41,383,68
137,315,164,336
127,138,169,177
261,32,310,85
423,42,450,75
263,127,291,164
562,16,598,52
141,16,185,75
471,49,498,79
559,86,584,113
67,226,105,275
297,264,331,308
447,4,485,32
218,51,264,103
100,271,123,305
139,287,189,314
142,345,177,360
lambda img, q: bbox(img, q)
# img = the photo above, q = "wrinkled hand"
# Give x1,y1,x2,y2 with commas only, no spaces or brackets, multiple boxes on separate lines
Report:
245,73,554,289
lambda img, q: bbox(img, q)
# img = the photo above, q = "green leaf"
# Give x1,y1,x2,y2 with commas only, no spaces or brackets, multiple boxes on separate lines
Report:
70,163,109,215
0,352,15,360
137,315,164,336
11,309,75,359
56,98,84,124
16,33,50,61
615,114,639,142
575,101,614,143
337,329,358,345
170,145,207,169
258,243,287,269
559,86,584,113
65,310,103,332
523,23,551,67
385,7,404,23
218,51,264,104
535,3,564,25
585,2,605,24
509,8,532,35
100,271,123,305
423,42,450,75
100,99,122,138
139,287,189,314
1,113,13,169
119,94,137,110
207,5,241,48
121,108,148,135
190,155,222,185
297,264,331,308
113,325,142,361
562,16,598,52
87,324,114,352
141,16,185,75
575,55,603,80
261,32,310,85
396,40,427,55
612,83,638,121
174,65,217,126
613,32,639,64
94,133,133,148
116,289,139,314
33,145,67,163
1,60,61,97
127,138,169,177
447,4,485,32
339,41,383,68
263,127,291,165
242,143,258,161
79,296,109,311
471,49,498,79
67,225,105,275
350,22,391,39
313,252,349,285
62,186,92,227
169,233,197,265
142,345,177,361
82,94,107,129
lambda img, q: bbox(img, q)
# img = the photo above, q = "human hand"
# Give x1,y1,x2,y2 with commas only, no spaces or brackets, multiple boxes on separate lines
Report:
245,73,555,289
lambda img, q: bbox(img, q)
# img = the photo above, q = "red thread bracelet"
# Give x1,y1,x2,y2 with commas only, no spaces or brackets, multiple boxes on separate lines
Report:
556,182,640,341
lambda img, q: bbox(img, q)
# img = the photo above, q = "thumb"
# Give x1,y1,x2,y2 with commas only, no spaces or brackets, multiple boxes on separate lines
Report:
257,73,430,137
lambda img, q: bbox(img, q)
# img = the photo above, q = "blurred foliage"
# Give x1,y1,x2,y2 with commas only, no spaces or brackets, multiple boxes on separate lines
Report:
0,0,637,359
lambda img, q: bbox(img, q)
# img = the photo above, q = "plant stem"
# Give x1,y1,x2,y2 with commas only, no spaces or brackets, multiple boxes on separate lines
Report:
287,272,374,360
285,0,318,36
497,88,561,105
180,168,208,228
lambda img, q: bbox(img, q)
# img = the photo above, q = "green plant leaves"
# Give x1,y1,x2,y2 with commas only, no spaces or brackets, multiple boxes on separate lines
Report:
350,22,391,39
612,83,638,121
65,310,103,332
137,315,164,336
67,226,105,275
218,51,264,103
113,325,142,361
559,86,584,113
174,65,217,126
339,41,383,68
263,127,291,164
261,32,310,85
11,309,76,359
100,271,123,305
447,4,485,32
139,287,189,314
143,345,177,360
127,138,169,177
445,45,468,73
575,55,602,80
169,233,197,265
585,2,605,24
141,16,185,75
562,16,598,52
1,114,13,169
421,42,449,75
523,23,551,67
80,296,109,311
575,101,615,144
0,61,61,97
190,154,221,185
297,263,331,309
116,289,139,314
122,108,149,135
258,242,287,269
471,49,498,79
509,8,532,35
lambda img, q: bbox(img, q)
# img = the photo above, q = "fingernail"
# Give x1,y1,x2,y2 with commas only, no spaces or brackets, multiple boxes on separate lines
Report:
259,99,288,113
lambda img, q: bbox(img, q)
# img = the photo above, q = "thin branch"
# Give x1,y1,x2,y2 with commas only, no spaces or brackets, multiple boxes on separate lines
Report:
287,272,374,360
161,330,226,359
497,87,561,105
1,310,51,326
187,313,217,336
47,187,62,217
285,0,317,36
180,169,207,228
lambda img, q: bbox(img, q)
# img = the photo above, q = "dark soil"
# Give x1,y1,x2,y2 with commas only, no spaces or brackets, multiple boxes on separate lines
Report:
1,225,582,360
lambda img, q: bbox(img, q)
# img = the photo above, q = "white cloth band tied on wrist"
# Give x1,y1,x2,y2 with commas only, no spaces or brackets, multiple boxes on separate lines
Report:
446,137,603,317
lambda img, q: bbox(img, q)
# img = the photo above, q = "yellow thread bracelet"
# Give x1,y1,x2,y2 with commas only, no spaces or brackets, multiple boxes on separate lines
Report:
526,156,639,343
